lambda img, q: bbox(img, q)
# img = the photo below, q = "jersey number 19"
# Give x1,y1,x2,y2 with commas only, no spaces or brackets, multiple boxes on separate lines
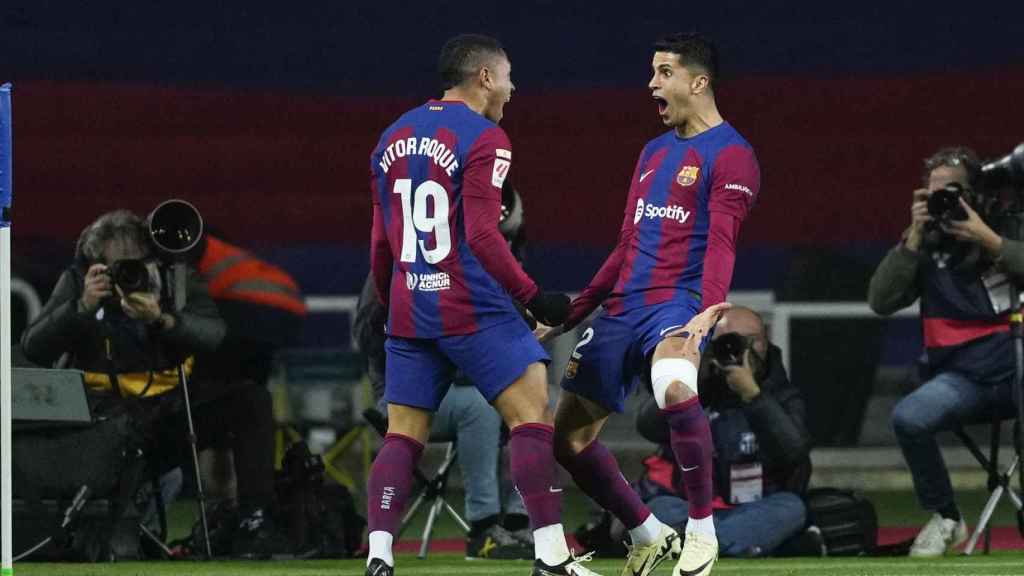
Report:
393,178,452,264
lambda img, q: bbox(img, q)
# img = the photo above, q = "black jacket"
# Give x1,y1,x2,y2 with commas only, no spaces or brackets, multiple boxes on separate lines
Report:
354,274,388,401
636,344,812,496
22,265,225,388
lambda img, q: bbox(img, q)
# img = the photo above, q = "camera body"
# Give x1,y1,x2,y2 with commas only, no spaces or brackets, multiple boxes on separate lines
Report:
926,182,969,223
922,182,972,253
109,259,152,294
710,332,749,368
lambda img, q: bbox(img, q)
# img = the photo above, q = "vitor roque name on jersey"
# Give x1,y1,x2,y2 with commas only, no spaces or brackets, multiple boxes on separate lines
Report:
406,271,451,292
633,198,691,225
379,137,459,176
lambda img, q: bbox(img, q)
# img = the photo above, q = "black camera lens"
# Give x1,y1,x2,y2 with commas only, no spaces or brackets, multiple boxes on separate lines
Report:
110,259,151,293
926,183,968,221
710,332,747,367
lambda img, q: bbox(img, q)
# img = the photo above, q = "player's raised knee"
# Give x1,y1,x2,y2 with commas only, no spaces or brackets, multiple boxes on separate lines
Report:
651,357,698,409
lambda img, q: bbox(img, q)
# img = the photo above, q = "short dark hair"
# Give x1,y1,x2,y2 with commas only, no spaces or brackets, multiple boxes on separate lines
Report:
923,146,981,187
653,33,719,89
438,34,506,91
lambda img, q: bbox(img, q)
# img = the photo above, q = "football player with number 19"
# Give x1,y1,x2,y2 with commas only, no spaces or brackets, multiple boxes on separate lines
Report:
542,33,760,576
364,34,603,576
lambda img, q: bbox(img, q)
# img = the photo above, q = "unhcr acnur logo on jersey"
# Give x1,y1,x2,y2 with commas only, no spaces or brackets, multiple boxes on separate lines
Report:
405,271,451,292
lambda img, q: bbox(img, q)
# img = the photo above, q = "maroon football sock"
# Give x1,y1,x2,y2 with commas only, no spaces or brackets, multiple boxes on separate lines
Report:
366,433,424,535
558,439,651,529
509,423,563,530
664,397,714,519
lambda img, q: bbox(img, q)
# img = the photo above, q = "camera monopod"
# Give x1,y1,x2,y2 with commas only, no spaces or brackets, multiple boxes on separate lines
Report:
148,199,214,559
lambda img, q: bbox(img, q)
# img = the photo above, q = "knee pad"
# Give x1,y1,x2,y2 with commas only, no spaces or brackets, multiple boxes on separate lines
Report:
650,358,698,409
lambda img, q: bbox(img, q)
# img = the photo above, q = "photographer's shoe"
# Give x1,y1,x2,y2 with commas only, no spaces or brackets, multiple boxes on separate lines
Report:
533,551,604,575
232,508,293,560
466,524,533,559
620,525,681,576
366,557,395,576
673,531,718,576
908,513,967,557
510,526,535,547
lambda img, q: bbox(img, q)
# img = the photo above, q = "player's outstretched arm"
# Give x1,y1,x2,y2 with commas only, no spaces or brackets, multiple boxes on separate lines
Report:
462,128,572,327
563,235,627,330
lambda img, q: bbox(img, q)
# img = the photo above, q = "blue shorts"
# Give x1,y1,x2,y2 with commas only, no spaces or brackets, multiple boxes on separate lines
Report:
385,318,550,411
560,300,703,413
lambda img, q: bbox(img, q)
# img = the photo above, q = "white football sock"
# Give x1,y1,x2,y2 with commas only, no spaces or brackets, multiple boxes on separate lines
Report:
533,523,571,566
686,515,716,538
629,513,666,547
367,530,394,567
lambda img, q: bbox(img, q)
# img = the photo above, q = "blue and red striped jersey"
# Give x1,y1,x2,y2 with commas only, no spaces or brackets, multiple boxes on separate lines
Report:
369,100,537,338
568,122,760,324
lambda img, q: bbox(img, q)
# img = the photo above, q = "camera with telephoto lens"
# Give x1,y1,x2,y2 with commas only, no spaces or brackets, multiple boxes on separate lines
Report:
922,143,1024,253
710,332,749,368
109,259,152,294
102,199,204,305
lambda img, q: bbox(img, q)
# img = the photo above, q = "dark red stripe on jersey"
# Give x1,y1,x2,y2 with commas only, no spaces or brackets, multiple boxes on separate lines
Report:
699,212,740,308
385,126,417,337
923,316,1009,348
645,148,703,306
609,147,668,315
707,145,760,221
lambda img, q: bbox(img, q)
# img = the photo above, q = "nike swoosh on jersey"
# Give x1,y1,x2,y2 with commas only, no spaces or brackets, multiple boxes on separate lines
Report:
639,169,655,182
681,464,699,472
659,324,684,337
677,558,714,576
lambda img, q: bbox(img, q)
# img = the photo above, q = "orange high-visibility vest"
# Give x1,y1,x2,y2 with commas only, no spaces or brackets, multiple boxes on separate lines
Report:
198,237,306,316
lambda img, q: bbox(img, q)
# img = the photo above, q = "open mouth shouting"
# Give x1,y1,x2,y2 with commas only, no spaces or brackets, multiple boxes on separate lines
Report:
653,94,669,116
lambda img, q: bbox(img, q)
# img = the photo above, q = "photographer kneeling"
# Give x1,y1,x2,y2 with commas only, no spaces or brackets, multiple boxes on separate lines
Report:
869,146,1023,557
20,209,283,556
634,306,813,558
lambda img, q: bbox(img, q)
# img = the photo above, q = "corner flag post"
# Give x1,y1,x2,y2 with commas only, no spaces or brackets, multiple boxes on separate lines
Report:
1,81,15,576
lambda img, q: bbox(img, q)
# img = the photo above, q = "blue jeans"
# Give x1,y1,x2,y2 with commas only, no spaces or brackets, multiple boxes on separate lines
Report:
429,385,525,522
646,492,806,557
891,371,1016,512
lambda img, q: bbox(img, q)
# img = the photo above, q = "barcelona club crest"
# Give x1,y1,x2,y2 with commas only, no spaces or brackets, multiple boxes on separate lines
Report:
676,165,700,187
564,359,579,379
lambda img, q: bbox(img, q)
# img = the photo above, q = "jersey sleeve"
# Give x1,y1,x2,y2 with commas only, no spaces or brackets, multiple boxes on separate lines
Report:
699,211,740,308
708,144,760,221
462,127,513,199
369,179,393,307
462,128,538,304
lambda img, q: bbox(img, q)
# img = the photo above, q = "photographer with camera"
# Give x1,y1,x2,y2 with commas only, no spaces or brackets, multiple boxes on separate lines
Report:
632,306,812,558
868,146,1024,557
19,208,288,557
